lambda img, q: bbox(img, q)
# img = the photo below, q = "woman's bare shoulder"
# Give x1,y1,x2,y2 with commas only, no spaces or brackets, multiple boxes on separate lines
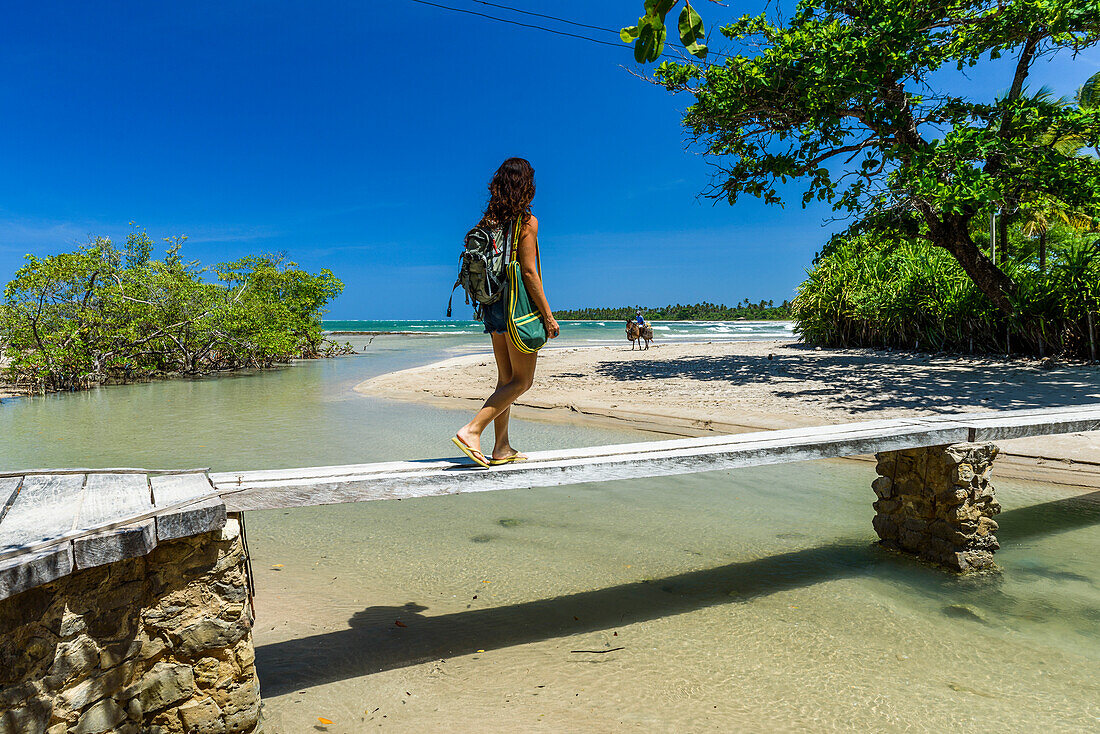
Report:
525,214,539,233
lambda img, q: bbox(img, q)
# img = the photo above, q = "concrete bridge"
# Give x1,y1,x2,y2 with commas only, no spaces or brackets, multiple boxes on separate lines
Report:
4,403,1100,597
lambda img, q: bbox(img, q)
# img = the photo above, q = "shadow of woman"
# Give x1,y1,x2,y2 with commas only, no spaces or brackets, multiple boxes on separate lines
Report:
256,538,882,696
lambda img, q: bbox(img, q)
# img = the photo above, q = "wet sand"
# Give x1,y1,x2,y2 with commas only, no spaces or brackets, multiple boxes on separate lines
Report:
357,340,1100,487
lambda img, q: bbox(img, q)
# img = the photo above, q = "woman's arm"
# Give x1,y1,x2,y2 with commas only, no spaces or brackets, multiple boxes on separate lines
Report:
516,216,559,339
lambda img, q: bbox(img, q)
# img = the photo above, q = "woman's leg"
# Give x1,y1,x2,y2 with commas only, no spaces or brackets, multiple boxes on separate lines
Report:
456,334,538,456
489,333,517,459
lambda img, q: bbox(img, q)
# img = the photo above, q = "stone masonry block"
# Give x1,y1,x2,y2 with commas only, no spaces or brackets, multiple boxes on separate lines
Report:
73,697,127,734
1,527,259,734
178,696,226,734
871,475,893,499
872,442,1001,572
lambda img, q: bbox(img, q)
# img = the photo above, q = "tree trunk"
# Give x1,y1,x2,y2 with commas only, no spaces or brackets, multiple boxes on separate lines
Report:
930,217,1017,315
1089,310,1096,362
997,213,1010,263
1039,231,1047,272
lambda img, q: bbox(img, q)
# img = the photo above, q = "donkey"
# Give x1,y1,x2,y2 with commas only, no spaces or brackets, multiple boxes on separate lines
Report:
626,320,654,350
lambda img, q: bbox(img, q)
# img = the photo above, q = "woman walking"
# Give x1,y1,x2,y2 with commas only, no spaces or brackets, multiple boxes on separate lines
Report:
453,158,560,468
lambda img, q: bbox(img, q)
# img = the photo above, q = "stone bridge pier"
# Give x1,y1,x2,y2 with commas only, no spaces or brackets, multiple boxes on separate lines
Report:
0,515,261,734
871,443,1002,571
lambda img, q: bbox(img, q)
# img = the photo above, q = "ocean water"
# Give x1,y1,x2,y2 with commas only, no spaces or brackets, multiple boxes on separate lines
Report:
324,319,796,346
1,333,1097,732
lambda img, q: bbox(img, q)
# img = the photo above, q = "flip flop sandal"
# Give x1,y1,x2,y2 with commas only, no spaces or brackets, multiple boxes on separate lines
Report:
452,435,491,469
489,453,529,466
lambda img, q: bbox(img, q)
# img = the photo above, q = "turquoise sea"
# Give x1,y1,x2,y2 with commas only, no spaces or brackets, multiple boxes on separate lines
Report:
324,318,796,346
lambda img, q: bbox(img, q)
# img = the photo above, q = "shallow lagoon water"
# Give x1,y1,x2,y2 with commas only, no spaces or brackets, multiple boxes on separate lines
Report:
1,333,1098,732
247,468,1099,733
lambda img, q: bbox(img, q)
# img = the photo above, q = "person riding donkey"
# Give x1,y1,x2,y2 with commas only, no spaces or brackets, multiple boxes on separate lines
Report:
626,309,653,350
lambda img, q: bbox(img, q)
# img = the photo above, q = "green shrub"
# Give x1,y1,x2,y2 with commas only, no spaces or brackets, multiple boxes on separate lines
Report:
793,228,1100,358
1,230,345,392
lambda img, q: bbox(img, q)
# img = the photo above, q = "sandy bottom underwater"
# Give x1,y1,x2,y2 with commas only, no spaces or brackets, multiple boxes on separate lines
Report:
247,458,1100,733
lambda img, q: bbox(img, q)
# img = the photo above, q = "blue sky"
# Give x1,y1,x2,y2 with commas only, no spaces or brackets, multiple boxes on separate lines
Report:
1,2,1097,319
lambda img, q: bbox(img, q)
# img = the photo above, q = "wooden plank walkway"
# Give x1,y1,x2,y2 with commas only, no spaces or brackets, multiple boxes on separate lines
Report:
0,469,226,600
211,404,1100,511
1,403,1098,600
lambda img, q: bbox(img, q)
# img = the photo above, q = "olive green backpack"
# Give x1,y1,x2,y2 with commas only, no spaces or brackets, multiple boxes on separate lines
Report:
505,218,548,353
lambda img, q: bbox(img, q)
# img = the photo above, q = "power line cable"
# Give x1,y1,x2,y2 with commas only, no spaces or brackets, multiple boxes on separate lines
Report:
406,0,950,103
409,0,734,63
467,0,618,35
464,0,748,66
406,0,627,51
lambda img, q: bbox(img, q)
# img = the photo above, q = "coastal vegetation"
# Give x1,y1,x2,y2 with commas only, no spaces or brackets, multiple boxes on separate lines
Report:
0,228,347,393
556,300,790,321
792,224,1100,358
637,0,1100,357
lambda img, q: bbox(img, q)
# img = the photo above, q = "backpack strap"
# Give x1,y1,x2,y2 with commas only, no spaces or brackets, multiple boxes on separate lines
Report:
446,280,459,318
446,273,469,318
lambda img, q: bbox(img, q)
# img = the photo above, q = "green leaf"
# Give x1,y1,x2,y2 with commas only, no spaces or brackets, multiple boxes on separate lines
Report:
645,0,676,18
685,40,708,58
635,21,666,63
1080,70,1100,110
678,4,707,58
620,25,641,43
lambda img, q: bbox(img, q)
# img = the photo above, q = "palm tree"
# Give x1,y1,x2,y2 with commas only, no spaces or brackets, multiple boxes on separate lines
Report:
1079,70,1100,157
1011,80,1100,269
1018,194,1096,271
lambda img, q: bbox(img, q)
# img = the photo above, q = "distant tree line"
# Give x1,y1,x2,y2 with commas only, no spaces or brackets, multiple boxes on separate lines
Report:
556,300,791,321
0,227,348,393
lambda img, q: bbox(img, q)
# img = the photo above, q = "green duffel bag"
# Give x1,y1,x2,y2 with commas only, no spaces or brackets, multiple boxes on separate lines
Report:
505,218,548,354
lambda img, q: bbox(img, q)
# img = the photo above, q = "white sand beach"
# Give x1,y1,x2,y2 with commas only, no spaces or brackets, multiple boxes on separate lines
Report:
357,340,1100,486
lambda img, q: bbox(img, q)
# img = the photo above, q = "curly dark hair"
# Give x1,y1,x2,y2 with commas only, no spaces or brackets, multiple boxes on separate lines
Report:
481,157,535,228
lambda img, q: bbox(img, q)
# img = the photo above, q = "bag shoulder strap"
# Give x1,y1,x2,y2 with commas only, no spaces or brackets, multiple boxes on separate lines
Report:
507,218,521,264
508,217,541,278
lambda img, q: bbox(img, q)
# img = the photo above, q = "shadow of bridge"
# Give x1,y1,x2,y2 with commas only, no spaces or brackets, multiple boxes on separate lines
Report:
255,490,1100,696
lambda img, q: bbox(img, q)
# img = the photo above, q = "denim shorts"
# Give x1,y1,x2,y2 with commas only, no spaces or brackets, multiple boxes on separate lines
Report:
481,298,508,334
